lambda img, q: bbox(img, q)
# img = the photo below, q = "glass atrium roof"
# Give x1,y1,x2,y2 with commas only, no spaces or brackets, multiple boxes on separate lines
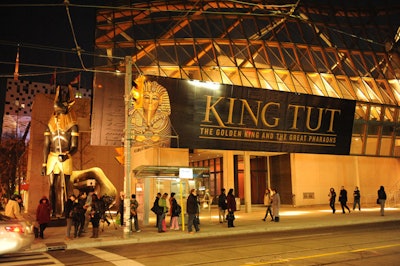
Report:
94,0,400,108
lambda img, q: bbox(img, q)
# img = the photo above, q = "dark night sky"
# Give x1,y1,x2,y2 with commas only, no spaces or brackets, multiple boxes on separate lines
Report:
0,1,98,88
0,1,101,138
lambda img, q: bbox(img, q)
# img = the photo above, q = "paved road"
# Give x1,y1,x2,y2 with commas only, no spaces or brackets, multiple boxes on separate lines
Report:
8,220,400,265
25,205,400,253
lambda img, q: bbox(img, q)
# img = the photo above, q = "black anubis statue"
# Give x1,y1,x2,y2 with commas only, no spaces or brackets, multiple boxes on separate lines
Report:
41,85,79,217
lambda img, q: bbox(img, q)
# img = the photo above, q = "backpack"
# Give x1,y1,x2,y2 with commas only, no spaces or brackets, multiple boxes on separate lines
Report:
175,204,182,215
151,198,163,215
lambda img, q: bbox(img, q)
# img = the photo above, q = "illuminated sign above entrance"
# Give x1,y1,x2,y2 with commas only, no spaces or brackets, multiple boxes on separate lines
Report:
144,76,356,155
91,74,355,155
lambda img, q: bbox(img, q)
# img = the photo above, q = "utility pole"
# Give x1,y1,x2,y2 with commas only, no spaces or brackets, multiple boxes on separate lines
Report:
123,56,132,233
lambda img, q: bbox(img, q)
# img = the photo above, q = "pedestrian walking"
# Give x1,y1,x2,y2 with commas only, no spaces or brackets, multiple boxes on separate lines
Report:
187,189,200,234
271,188,280,222
328,188,336,214
83,191,93,233
168,192,174,224
377,185,387,216
170,193,180,230
158,193,168,232
64,194,76,240
262,188,273,221
339,186,351,214
353,186,361,211
130,194,141,232
218,188,227,223
226,188,236,227
76,192,86,237
151,193,161,228
5,194,23,220
90,194,103,238
36,196,51,239
118,191,125,226
72,196,84,238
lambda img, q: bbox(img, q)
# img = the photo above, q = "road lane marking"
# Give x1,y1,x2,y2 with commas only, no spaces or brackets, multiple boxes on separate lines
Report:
83,247,145,266
0,253,64,266
272,233,333,241
242,243,400,265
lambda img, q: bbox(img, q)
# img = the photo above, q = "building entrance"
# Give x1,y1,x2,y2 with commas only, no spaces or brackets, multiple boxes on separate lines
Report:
250,156,269,204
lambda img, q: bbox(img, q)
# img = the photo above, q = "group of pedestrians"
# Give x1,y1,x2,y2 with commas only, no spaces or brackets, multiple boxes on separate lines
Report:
4,194,24,220
216,188,237,227
29,191,112,240
2,184,391,244
149,187,238,234
328,185,387,216
5,194,52,239
63,191,106,240
151,192,182,233
261,188,281,222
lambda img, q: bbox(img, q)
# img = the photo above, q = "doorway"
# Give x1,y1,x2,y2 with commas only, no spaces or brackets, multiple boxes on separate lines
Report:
250,156,268,204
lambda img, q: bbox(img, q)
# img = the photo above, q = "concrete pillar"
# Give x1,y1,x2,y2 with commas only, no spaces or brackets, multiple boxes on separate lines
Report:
143,178,151,225
222,150,234,190
354,156,360,187
244,151,252,213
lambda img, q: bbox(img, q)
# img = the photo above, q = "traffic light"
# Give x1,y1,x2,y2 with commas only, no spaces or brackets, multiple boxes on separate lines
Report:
115,147,124,165
130,75,145,109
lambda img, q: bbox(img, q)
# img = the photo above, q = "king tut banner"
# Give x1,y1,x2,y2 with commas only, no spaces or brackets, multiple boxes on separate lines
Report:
133,76,356,154
92,74,355,154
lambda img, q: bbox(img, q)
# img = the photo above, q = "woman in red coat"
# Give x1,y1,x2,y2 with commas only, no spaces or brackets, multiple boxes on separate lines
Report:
36,196,51,239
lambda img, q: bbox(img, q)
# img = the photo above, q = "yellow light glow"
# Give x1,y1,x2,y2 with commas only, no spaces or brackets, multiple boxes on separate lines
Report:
188,80,220,90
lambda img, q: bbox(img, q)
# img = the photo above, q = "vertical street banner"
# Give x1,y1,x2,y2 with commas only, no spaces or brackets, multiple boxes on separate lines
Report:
138,76,355,155
91,73,125,146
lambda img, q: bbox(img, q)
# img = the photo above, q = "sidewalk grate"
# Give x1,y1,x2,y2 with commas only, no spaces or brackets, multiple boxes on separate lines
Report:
46,242,67,251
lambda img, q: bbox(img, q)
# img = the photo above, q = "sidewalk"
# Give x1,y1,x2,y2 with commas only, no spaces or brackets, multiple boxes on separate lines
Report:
27,205,400,252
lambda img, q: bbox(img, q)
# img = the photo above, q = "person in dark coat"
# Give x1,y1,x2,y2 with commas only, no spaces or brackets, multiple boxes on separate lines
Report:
353,186,361,211
90,194,103,238
151,193,161,228
170,193,180,230
186,189,199,234
378,185,387,216
328,188,336,214
226,188,236,228
72,196,84,238
339,186,351,214
36,196,51,239
64,194,76,240
218,188,227,223
118,191,125,226
76,192,86,237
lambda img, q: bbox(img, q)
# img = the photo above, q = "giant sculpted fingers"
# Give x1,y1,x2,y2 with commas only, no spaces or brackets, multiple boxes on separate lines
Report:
41,166,47,176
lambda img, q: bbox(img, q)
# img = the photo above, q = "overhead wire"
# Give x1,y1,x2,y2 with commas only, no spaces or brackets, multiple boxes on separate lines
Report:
0,0,394,80
0,61,126,79
0,40,124,61
0,2,300,18
64,0,88,71
0,1,386,48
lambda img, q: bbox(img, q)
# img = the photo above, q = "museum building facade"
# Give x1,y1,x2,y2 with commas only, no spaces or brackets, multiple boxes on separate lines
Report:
88,0,400,212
